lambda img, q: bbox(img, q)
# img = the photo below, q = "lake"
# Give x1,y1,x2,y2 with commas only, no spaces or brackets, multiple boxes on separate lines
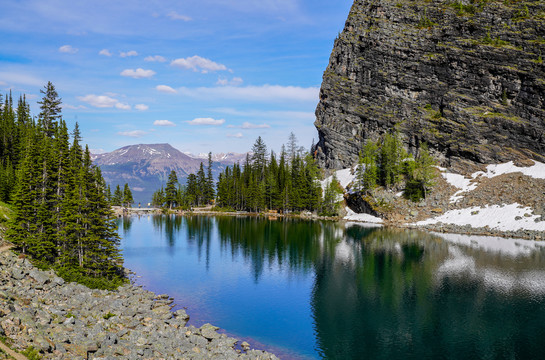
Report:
118,215,545,359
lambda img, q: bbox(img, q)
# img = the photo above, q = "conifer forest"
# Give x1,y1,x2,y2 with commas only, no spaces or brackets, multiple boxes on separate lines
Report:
0,82,124,289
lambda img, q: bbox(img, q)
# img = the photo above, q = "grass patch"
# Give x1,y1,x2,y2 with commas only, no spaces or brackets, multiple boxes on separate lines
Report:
21,346,41,360
0,201,14,226
103,312,116,320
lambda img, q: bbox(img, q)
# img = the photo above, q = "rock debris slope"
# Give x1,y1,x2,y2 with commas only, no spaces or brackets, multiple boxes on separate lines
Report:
315,0,545,170
0,249,278,360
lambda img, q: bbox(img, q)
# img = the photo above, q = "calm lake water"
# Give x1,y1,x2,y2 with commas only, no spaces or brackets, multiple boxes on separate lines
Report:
118,215,545,359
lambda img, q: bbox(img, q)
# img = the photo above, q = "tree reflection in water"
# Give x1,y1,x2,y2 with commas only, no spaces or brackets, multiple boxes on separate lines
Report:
140,215,545,359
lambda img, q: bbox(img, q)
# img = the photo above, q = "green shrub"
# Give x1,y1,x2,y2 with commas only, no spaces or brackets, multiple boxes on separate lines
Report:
21,346,42,360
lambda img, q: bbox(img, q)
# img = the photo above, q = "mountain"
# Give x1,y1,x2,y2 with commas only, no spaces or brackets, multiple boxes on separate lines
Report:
92,144,247,205
314,0,545,171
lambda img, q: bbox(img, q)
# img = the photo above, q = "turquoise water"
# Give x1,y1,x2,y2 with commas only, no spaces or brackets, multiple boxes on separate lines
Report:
118,215,545,359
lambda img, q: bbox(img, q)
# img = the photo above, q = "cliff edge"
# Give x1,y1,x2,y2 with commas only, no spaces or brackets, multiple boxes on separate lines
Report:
315,0,545,171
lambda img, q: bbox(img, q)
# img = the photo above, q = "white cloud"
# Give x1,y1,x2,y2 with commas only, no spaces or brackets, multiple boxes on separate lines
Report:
156,85,177,94
78,94,118,108
62,104,87,110
187,117,225,126
135,104,149,111
77,94,131,110
171,55,228,73
241,122,270,129
227,132,243,138
59,45,78,54
115,102,131,110
217,76,243,86
120,68,156,79
118,130,147,137
90,148,106,154
167,11,192,21
178,85,319,103
99,49,112,56
154,120,176,127
120,50,138,57
145,55,167,62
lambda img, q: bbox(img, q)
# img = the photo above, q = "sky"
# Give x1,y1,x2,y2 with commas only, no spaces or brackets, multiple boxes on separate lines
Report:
0,0,353,156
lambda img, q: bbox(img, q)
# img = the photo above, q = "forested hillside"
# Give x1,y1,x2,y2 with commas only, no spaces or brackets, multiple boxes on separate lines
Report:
0,82,124,289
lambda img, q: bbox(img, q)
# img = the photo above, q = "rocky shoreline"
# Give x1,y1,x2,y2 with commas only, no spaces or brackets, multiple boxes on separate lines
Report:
0,247,279,360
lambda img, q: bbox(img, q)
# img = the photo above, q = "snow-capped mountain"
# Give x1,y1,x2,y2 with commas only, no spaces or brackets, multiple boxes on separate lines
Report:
92,144,247,205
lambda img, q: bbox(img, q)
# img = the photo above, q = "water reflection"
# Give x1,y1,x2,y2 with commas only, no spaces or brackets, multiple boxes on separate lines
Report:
120,215,545,359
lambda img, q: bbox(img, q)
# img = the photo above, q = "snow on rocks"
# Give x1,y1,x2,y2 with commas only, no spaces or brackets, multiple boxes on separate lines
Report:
344,207,383,224
415,203,545,232
320,167,357,190
440,161,545,203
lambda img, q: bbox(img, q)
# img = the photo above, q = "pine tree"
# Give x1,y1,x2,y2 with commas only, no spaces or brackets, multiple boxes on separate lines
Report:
112,185,123,206
196,163,206,206
413,143,436,199
206,152,215,204
321,174,343,216
251,136,267,181
185,173,198,206
152,187,165,207
165,170,178,209
37,81,62,138
123,183,133,208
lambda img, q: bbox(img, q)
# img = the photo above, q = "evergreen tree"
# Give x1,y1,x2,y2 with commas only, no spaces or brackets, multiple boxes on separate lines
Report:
165,170,178,209
185,173,198,206
6,84,125,289
37,81,62,138
361,140,379,192
112,185,123,206
122,183,133,208
206,152,215,204
321,174,343,216
152,187,165,207
196,162,206,205
251,136,267,181
410,143,436,199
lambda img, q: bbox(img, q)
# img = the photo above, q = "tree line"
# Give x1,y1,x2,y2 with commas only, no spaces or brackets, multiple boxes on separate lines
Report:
150,134,343,215
0,82,124,289
151,152,215,209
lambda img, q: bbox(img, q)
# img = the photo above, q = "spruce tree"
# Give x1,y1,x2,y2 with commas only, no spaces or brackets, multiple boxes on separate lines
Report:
123,183,133,208
112,185,123,206
37,81,62,138
196,163,206,205
206,152,215,204
165,170,178,209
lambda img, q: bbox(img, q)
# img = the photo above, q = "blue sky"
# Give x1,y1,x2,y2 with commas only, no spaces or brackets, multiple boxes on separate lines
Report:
0,0,353,155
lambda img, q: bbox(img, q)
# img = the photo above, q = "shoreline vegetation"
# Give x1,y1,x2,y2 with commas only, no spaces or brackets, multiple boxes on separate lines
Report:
117,206,544,241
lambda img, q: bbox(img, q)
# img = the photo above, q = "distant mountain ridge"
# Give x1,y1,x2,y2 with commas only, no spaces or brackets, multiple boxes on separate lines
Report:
92,143,247,205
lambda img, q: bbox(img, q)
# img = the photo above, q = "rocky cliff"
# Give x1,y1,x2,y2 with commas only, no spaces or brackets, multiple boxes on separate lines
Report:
315,0,545,171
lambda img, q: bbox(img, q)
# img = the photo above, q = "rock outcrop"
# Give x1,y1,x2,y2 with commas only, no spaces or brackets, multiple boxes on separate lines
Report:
315,0,545,170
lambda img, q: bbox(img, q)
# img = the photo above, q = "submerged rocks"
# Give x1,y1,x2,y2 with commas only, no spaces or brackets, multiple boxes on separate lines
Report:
0,249,279,359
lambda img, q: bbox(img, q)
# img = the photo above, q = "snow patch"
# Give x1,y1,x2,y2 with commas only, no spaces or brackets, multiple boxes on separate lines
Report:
321,167,357,190
441,161,545,203
344,207,383,224
414,203,544,232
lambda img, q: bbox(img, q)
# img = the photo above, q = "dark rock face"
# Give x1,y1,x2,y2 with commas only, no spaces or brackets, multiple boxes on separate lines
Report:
315,0,545,170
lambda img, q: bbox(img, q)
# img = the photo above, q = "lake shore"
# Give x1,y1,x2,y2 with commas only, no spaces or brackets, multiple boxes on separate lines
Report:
0,244,279,360
119,206,544,241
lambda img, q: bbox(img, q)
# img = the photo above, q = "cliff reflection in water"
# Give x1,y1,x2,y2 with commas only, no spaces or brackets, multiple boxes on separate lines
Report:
121,215,545,359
